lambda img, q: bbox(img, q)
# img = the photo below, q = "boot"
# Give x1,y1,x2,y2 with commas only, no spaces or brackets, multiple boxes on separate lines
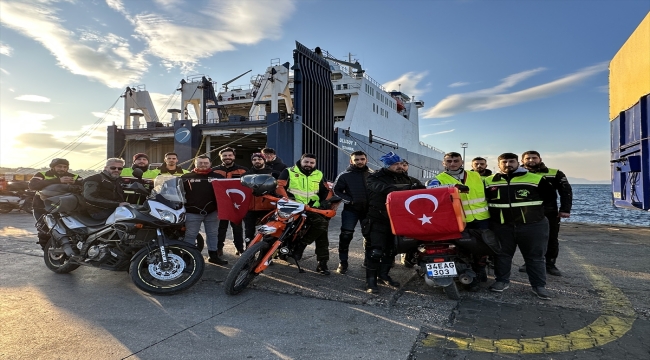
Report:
208,250,228,265
366,269,379,293
217,249,224,257
337,261,348,274
378,264,400,287
316,260,330,275
292,242,308,261
546,258,562,277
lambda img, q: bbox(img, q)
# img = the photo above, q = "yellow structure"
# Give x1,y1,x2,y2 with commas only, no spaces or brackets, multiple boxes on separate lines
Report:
609,11,650,120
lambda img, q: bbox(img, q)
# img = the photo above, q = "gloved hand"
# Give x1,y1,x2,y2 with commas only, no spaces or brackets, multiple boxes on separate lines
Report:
410,183,426,190
455,184,470,193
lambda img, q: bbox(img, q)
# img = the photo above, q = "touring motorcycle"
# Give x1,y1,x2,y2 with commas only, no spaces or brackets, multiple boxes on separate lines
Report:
0,182,34,214
223,174,341,295
39,174,204,295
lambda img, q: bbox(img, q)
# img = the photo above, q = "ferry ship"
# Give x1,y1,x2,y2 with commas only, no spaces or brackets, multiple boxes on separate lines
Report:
107,44,445,180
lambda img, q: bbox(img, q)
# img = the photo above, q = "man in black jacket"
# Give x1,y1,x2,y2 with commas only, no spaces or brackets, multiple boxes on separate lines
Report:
333,151,371,274
262,147,288,173
242,153,279,244
485,153,557,300
365,152,424,293
29,158,84,249
181,155,227,265
470,157,493,179
83,158,128,220
520,150,573,276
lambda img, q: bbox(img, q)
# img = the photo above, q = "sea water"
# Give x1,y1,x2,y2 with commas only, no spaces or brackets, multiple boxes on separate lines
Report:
565,184,649,227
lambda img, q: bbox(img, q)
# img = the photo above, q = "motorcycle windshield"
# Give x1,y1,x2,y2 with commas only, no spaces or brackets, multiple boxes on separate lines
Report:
151,176,186,205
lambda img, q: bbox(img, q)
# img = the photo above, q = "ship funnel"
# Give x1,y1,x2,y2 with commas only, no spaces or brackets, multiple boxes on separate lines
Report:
130,112,143,129
168,109,181,122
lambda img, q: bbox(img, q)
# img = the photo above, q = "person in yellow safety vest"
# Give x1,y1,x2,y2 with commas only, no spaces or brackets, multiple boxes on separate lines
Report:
156,152,190,176
428,151,490,291
470,156,493,180
121,153,158,204
484,153,557,300
28,158,84,249
276,153,332,275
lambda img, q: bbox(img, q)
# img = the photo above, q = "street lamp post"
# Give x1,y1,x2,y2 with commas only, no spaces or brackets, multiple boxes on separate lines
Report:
461,143,468,168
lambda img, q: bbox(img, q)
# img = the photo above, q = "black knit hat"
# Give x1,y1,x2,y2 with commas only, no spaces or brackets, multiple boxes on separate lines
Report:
49,158,69,168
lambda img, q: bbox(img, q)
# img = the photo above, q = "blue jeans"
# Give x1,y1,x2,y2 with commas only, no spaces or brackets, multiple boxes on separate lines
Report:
184,211,219,251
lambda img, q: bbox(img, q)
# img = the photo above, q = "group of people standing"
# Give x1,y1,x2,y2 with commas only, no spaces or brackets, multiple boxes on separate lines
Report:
29,146,571,301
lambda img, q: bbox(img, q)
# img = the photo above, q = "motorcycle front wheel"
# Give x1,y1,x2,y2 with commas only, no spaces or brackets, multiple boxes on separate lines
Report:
130,244,205,295
224,241,270,295
43,239,80,273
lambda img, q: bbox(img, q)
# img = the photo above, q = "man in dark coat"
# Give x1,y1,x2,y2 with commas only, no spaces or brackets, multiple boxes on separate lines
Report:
83,158,128,220
333,151,371,274
242,153,279,244
262,147,288,173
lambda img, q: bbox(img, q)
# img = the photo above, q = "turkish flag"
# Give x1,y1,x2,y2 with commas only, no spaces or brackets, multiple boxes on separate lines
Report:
386,187,465,241
211,179,253,224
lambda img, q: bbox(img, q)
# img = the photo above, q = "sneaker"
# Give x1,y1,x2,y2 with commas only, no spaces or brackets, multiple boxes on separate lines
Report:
531,286,552,300
208,256,228,265
489,281,510,292
546,265,562,277
518,264,526,272
337,261,348,274
235,248,245,256
217,249,224,257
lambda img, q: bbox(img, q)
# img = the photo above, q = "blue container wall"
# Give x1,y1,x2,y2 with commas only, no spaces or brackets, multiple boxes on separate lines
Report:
610,94,650,210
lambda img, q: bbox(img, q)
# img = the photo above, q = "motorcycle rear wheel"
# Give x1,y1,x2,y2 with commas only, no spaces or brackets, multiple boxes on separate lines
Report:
0,204,13,213
43,239,80,273
224,241,270,295
443,281,461,300
130,244,205,295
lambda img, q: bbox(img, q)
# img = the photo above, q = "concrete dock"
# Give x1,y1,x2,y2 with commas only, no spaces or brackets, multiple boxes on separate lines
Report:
1,212,649,359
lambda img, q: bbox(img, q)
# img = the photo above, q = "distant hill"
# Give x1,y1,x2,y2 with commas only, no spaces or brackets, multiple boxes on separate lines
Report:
568,177,609,185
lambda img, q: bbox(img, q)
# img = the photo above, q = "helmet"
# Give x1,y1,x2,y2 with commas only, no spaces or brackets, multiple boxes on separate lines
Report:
240,174,277,196
49,158,69,168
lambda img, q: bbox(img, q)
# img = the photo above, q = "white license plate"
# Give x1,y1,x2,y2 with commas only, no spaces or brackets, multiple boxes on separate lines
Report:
426,262,457,278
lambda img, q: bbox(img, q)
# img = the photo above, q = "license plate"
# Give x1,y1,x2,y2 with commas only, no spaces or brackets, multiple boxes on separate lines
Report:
426,262,457,278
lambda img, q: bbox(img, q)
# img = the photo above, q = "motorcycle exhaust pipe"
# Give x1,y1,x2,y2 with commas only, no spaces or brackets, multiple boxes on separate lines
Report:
51,228,75,257
458,273,473,285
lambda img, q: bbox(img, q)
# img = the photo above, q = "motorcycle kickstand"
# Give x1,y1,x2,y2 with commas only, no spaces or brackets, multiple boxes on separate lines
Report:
293,258,305,273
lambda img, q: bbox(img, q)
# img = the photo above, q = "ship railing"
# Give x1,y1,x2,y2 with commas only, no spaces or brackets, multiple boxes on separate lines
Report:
120,122,175,130
204,115,266,124
419,141,445,154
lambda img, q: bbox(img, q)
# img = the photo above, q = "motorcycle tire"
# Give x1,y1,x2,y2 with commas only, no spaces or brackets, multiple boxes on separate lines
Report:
43,239,80,274
224,241,270,295
443,281,461,300
0,204,13,213
130,244,205,295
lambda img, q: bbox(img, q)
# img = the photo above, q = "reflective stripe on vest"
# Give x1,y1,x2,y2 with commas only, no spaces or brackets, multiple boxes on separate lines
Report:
39,171,79,181
436,171,490,222
484,172,545,224
287,166,324,207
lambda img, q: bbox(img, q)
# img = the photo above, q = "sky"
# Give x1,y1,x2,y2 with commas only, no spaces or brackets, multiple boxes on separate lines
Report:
1,0,649,181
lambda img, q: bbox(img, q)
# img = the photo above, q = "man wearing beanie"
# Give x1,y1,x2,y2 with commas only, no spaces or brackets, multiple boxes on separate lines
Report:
121,153,158,204
242,153,279,245
29,158,83,249
428,152,490,292
364,152,424,293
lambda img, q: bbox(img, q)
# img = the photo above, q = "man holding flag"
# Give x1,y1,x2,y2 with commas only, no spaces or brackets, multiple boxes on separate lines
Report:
213,147,248,256
181,156,227,265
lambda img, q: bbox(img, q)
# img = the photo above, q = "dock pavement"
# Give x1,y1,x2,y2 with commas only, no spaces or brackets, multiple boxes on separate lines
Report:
1,211,649,359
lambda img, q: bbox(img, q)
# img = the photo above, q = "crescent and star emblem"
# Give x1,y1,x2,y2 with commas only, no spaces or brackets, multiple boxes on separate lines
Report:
404,194,439,225
225,188,246,209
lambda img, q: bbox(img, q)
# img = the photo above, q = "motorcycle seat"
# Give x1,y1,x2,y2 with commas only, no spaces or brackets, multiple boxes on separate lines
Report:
71,212,107,226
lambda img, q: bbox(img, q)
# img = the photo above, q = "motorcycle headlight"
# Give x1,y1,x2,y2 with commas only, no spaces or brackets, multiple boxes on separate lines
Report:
277,210,292,219
156,209,177,223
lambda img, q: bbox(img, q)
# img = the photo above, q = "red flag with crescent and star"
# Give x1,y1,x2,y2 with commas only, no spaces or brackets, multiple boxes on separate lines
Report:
386,187,465,241
211,178,253,224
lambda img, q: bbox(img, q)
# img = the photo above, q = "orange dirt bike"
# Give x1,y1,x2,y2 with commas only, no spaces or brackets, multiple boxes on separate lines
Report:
223,174,341,295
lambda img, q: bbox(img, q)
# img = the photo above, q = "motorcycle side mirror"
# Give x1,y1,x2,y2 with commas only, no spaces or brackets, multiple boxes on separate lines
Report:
132,168,144,179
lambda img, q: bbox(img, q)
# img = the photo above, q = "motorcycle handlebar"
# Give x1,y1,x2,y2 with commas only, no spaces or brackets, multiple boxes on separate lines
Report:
261,194,338,218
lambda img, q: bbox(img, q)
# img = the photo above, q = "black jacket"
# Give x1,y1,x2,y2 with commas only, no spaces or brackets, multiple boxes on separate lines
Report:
334,165,371,213
83,172,125,215
266,156,288,173
485,170,557,224
30,170,84,210
470,169,493,177
367,168,423,220
524,163,572,213
181,171,223,214
212,163,248,179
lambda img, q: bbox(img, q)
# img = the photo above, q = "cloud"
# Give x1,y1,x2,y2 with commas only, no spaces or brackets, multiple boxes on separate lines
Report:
15,95,51,102
0,68,9,75
422,120,455,127
423,63,607,118
422,129,455,137
110,0,296,72
449,82,469,88
0,42,13,56
0,0,149,88
13,132,101,152
383,71,429,98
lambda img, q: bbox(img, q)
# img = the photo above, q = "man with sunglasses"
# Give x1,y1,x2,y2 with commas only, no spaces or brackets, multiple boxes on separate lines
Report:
29,158,83,249
83,158,129,220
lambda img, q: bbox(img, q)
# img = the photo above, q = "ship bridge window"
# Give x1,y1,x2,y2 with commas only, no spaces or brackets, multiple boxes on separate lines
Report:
336,84,341,90
343,84,348,90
